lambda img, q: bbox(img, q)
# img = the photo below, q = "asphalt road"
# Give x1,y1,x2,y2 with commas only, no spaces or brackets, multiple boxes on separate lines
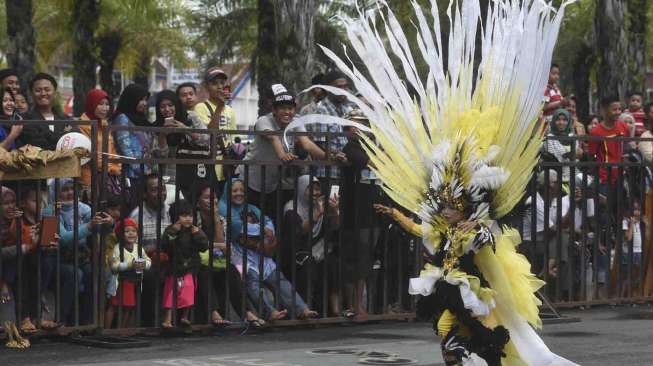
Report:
1,305,653,366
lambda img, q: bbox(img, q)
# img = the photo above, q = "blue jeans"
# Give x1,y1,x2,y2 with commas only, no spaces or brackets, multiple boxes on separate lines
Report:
245,269,307,319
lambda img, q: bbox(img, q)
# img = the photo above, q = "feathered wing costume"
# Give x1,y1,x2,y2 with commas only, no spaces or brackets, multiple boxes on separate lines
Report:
286,0,577,364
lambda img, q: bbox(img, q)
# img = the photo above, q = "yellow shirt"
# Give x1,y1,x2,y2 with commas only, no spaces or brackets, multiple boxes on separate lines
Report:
193,101,237,181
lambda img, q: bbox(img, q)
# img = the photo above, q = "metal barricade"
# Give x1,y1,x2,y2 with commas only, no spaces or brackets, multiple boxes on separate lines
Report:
4,122,653,338
526,134,653,307
0,119,100,336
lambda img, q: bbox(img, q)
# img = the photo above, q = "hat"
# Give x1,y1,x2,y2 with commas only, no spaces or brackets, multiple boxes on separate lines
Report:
204,67,228,82
115,218,138,236
271,84,296,106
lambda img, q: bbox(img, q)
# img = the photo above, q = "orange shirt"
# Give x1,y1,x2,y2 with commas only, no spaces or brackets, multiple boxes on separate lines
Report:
78,114,122,187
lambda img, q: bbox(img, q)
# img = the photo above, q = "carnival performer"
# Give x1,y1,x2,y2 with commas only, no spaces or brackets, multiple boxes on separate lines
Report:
286,0,578,364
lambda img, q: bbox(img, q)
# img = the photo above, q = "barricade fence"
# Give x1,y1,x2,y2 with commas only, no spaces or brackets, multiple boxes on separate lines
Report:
0,121,651,335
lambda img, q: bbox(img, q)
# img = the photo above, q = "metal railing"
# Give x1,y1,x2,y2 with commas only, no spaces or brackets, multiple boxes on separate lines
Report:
1,121,652,338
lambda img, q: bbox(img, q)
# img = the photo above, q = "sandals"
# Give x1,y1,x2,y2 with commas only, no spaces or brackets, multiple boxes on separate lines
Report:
341,309,356,319
179,318,192,327
211,313,232,327
0,291,11,304
20,319,37,334
270,310,288,321
298,309,319,320
38,319,62,330
247,318,266,328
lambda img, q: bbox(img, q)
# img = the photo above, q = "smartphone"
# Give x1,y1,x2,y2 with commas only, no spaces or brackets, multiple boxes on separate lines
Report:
164,117,175,126
329,185,340,199
40,216,59,247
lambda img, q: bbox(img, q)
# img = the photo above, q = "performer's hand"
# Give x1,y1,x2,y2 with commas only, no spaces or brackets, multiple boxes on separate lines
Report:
373,204,393,216
456,220,478,233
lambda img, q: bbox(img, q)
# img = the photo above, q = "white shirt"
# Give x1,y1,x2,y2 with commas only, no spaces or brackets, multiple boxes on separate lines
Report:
622,218,642,253
555,195,595,232
522,193,555,241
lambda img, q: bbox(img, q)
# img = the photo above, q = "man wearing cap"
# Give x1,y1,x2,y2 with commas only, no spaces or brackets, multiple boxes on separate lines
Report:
307,70,356,181
194,67,238,191
236,84,325,219
299,73,326,116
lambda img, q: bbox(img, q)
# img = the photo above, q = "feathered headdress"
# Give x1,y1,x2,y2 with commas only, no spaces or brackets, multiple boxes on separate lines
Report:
287,0,570,228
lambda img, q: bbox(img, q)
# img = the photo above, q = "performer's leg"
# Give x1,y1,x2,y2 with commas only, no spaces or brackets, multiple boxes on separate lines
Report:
438,310,468,366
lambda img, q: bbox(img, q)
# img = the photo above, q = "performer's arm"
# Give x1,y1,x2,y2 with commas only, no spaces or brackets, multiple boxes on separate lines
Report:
374,204,422,237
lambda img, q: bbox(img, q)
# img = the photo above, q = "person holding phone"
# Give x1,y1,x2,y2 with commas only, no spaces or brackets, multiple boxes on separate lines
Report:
113,84,169,182
282,175,340,316
155,89,213,202
194,67,238,193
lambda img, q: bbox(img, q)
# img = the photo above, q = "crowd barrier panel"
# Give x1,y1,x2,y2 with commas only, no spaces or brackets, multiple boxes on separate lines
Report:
1,121,652,337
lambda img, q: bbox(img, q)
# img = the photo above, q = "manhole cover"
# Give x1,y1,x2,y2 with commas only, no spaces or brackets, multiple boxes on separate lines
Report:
359,357,418,365
309,348,361,355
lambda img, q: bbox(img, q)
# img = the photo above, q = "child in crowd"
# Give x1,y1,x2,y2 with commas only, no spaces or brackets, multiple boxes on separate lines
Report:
237,211,318,321
620,201,645,296
17,182,60,332
107,218,151,328
625,92,646,137
1,187,23,304
161,199,208,328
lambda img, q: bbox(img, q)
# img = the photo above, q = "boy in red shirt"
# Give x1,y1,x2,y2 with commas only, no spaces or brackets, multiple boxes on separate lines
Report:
543,63,568,119
588,96,633,187
624,92,646,136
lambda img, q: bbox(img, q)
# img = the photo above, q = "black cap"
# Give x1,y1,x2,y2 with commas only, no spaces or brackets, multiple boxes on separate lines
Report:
271,84,296,106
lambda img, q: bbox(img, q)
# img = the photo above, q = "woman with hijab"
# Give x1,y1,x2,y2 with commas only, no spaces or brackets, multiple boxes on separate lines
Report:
113,84,169,181
78,89,122,192
0,88,23,150
154,90,212,202
194,183,265,327
219,178,318,321
282,175,340,316
543,108,581,183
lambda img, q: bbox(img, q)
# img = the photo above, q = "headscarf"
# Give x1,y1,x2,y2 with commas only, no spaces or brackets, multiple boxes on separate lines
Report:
283,175,323,238
218,177,265,241
154,90,188,127
115,84,150,126
550,108,572,136
1,186,16,205
84,89,110,121
115,218,138,236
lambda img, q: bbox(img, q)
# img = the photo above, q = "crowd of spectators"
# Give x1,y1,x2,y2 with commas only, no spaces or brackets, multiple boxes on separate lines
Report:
531,63,653,301
0,67,409,334
0,61,651,335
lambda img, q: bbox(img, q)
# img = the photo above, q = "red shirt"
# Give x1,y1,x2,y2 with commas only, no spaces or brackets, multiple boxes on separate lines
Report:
589,121,629,184
625,108,646,136
543,84,562,117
